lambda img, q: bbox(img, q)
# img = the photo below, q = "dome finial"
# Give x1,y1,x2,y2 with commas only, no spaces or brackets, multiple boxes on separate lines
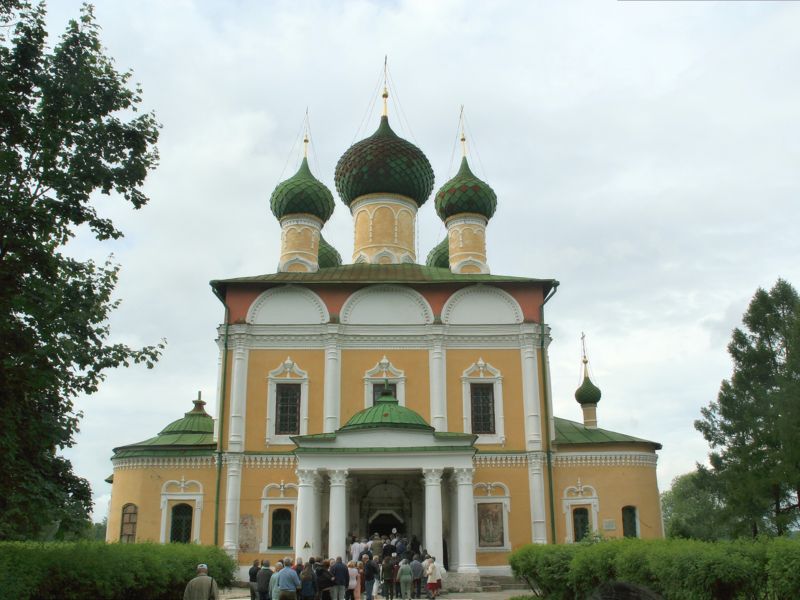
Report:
382,55,389,117
459,105,467,157
303,108,310,158
581,331,589,374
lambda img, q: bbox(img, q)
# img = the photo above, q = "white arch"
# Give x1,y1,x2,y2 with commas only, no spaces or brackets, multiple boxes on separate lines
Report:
341,285,433,325
247,285,329,325
442,286,523,325
160,478,203,543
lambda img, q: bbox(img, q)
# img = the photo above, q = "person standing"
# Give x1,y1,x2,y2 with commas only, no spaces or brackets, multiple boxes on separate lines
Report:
183,564,219,600
346,560,359,600
276,557,303,600
362,554,378,600
316,559,334,600
256,561,273,600
424,558,441,600
270,562,285,600
300,562,317,600
249,559,261,600
381,555,395,600
397,559,412,600
331,556,349,600
409,556,423,599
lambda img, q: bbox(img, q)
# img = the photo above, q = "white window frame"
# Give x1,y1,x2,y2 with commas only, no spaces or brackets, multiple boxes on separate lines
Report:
473,481,511,552
267,357,309,445
363,355,406,408
160,478,203,543
259,482,298,552
562,479,599,543
461,358,505,445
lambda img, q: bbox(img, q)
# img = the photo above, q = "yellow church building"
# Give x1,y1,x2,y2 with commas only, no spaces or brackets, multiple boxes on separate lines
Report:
106,91,663,586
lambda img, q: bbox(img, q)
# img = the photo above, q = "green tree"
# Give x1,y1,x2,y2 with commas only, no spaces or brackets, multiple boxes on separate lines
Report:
695,279,800,536
0,1,162,540
661,469,731,540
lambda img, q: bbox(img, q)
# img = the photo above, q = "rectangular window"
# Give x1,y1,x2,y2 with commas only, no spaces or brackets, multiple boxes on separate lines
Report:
275,383,301,435
471,383,495,434
372,382,397,404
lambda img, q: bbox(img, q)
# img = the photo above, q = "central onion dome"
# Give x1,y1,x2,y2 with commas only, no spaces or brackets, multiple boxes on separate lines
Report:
339,387,432,432
270,156,335,223
334,116,435,207
435,156,497,221
426,237,450,268
318,235,342,268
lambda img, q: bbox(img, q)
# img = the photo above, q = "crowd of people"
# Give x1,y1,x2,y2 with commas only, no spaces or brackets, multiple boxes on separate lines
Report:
242,531,447,600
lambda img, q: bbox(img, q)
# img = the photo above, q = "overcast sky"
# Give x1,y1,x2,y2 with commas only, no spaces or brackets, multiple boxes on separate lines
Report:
43,0,800,521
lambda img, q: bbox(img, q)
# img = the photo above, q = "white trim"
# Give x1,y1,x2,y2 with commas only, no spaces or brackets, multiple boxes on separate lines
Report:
441,286,524,325
473,482,511,552
113,456,215,469
363,355,406,408
259,482,298,552
461,358,505,445
340,285,434,325
554,452,658,467
562,479,599,543
247,286,330,325
451,258,490,274
267,357,309,445
278,256,319,273
367,509,405,524
160,478,203,543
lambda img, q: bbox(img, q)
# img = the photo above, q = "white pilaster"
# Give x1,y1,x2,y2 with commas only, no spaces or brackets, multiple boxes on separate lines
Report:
328,469,348,559
222,454,243,557
520,330,542,450
528,452,548,543
423,468,444,563
295,469,316,560
228,337,248,451
323,330,341,433
454,468,478,573
428,332,447,431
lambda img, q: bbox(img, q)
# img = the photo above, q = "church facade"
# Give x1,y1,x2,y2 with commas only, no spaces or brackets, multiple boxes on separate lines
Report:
107,95,663,584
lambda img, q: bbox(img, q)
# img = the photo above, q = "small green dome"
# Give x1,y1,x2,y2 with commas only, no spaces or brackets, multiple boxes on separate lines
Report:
334,116,435,207
270,157,335,223
318,235,342,268
435,156,497,221
426,237,450,268
575,370,602,405
340,387,433,432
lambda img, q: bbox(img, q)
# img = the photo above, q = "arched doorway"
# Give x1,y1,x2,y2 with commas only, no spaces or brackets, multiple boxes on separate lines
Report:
368,511,404,537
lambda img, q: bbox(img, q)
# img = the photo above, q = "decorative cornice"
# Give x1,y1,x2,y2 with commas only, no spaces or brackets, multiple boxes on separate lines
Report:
243,454,297,469
473,453,527,468
553,452,658,468
113,456,215,470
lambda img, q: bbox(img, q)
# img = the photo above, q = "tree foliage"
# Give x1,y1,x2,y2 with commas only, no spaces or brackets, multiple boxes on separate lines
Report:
661,469,731,540
694,279,800,536
0,1,162,539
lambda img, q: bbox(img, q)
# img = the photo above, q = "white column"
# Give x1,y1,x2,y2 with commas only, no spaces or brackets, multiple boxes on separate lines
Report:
454,468,478,572
428,331,447,431
222,454,243,557
423,468,443,562
228,336,248,451
311,475,322,556
328,469,348,559
520,328,542,451
295,469,316,560
323,331,341,433
528,452,548,543
447,477,459,570
213,340,224,442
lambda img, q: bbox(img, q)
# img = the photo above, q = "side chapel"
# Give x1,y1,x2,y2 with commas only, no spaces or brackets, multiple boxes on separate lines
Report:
106,87,663,585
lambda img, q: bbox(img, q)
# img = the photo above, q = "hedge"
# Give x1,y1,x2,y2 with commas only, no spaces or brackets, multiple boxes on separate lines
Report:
509,537,799,600
0,541,237,600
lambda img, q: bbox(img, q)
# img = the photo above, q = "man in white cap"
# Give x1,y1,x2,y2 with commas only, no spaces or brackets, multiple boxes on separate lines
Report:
184,563,219,600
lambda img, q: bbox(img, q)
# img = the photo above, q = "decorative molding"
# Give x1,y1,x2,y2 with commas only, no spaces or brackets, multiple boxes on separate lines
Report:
442,285,524,325
113,456,214,470
247,286,329,325
554,452,658,468
462,358,505,446
266,357,309,445
422,468,443,485
160,477,203,544
473,453,527,468
340,285,434,325
473,480,511,552
562,478,599,543
363,355,406,408
243,454,298,469
259,480,298,552
473,481,510,496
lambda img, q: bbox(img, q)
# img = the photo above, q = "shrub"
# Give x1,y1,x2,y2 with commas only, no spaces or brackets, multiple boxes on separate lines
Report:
0,541,236,600
509,543,578,599
766,537,800,599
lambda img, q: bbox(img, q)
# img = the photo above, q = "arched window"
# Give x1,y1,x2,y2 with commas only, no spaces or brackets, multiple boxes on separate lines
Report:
573,508,589,542
622,506,638,538
271,508,292,548
170,503,193,543
120,504,137,543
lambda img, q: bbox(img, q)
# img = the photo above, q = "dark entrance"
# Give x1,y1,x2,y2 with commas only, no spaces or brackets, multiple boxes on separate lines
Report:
368,513,403,537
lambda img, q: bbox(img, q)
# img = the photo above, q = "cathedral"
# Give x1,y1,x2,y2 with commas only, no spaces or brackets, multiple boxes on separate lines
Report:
106,88,663,586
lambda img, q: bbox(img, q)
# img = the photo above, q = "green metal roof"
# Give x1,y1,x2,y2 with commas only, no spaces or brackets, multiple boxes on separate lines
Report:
339,388,433,432
212,263,555,291
435,156,497,221
334,115,435,207
553,417,661,449
270,157,335,222
425,238,450,269
112,400,216,458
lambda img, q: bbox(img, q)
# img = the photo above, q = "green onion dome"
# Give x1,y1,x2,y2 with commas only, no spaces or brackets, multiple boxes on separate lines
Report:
270,157,335,223
318,234,342,268
575,367,602,405
334,116,435,207
425,237,450,268
434,156,497,221
339,387,433,432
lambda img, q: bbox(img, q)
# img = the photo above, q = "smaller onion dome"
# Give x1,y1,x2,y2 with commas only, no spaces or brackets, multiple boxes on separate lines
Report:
426,237,449,268
270,156,335,223
334,116,435,207
339,386,432,432
318,235,342,268
435,156,497,221
575,359,602,405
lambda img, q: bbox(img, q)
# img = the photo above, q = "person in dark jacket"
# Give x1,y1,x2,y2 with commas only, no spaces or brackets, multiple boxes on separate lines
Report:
331,556,350,600
256,561,273,600
249,560,261,600
300,563,317,600
316,559,334,600
363,554,378,600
